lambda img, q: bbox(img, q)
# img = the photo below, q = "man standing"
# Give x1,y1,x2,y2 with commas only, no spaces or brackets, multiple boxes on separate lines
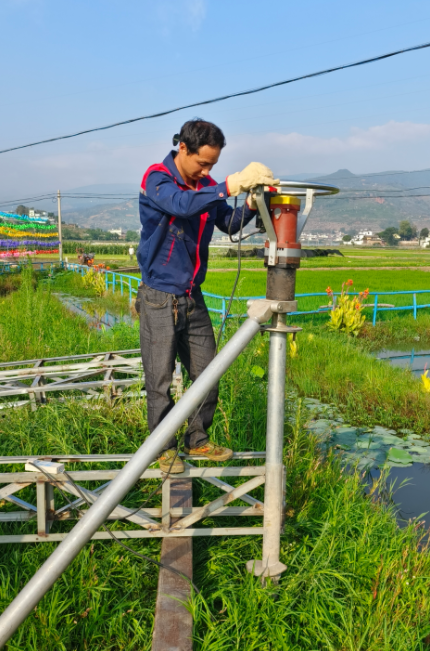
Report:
137,119,278,473
128,245,135,261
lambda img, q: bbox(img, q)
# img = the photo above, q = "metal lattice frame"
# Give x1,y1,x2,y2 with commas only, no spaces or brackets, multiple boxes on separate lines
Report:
0,452,271,543
0,349,183,410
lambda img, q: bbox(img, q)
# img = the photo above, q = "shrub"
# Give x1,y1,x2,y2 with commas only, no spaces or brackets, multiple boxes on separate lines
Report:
326,279,368,336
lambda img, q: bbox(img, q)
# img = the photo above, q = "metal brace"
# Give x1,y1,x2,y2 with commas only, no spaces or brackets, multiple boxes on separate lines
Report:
254,185,277,266
296,188,315,240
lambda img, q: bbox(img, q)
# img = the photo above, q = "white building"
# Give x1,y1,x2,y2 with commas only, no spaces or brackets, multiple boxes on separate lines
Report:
109,228,123,236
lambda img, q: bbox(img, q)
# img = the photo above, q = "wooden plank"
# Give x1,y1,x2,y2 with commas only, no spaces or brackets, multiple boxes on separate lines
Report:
152,479,193,651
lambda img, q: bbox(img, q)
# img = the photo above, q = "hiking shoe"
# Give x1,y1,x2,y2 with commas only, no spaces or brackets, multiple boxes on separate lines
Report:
184,442,233,461
158,449,185,474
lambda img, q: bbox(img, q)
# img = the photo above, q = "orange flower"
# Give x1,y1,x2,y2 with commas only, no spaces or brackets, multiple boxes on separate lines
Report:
347,279,353,286
326,286,332,294
364,288,369,297
355,303,361,310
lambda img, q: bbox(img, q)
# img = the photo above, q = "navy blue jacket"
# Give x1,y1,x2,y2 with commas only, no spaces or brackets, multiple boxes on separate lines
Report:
137,151,256,296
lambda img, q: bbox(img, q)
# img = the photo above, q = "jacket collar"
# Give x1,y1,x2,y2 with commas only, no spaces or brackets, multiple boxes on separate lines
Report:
162,150,212,189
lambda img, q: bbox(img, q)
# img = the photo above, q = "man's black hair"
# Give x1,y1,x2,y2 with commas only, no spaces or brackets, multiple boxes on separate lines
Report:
174,119,226,154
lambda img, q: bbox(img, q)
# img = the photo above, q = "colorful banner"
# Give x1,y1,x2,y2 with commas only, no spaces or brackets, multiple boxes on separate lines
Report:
0,211,50,224
0,240,60,248
0,220,57,230
0,227,58,238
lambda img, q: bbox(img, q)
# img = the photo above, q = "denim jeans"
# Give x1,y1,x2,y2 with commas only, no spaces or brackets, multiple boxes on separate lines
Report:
137,282,218,450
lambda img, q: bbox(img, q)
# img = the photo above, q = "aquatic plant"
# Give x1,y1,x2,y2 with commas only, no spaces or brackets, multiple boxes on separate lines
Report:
326,279,369,336
82,267,106,297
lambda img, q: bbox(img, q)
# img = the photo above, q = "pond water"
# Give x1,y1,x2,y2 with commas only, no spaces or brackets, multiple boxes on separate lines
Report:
303,398,430,531
370,463,430,529
55,292,134,329
377,348,430,377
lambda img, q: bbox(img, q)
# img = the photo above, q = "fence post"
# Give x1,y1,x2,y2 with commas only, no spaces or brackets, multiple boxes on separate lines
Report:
129,279,132,304
222,298,226,327
105,272,109,292
120,276,123,296
112,272,116,294
413,293,417,320
372,295,378,326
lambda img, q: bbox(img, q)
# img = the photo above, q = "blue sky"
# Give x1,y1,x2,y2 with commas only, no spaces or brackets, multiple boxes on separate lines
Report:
1,0,430,198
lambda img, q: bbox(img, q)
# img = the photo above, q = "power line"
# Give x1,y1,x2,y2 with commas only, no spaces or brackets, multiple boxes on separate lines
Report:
330,193,430,200
1,41,430,155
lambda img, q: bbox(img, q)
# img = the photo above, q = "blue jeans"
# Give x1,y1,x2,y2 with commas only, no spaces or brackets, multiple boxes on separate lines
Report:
137,283,218,450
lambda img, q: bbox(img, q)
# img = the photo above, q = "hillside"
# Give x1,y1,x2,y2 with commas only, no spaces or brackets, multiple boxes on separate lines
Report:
58,169,430,233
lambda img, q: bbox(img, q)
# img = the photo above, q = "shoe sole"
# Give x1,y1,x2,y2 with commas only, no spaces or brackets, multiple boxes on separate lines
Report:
184,450,233,462
159,465,185,474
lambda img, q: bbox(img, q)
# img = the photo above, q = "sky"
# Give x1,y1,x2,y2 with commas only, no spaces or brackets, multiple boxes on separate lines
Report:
1,0,430,202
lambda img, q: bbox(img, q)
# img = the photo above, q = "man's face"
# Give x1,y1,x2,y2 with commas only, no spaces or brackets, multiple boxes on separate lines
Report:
177,142,221,182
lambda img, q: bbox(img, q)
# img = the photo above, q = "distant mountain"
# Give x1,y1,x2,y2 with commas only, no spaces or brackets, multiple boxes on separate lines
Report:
44,168,430,232
298,169,430,231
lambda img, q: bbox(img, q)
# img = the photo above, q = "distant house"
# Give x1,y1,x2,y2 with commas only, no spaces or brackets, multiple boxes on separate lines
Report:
350,229,383,246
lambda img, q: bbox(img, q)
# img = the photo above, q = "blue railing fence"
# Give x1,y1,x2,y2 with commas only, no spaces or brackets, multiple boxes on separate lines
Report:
2,261,430,326
64,264,430,326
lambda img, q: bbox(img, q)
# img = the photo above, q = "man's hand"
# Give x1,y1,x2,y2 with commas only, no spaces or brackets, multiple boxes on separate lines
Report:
226,162,280,197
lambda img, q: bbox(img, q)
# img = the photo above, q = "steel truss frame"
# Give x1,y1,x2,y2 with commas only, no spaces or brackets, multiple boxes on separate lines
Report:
0,452,271,544
0,349,183,410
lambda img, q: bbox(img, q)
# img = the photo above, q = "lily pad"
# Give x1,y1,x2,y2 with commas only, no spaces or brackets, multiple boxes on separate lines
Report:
356,440,382,450
387,448,413,465
407,439,429,447
372,426,397,436
334,426,357,433
384,460,414,468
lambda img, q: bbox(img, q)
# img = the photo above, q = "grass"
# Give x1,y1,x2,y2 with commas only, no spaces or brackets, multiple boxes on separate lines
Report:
2,269,430,647
1,330,430,648
0,267,139,363
287,325,430,434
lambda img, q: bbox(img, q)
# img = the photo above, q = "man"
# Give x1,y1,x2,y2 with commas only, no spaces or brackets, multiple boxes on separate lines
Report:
137,119,278,473
128,245,135,261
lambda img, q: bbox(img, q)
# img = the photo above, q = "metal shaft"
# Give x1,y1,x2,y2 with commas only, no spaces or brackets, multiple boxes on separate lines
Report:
57,190,63,264
261,319,287,571
0,317,261,648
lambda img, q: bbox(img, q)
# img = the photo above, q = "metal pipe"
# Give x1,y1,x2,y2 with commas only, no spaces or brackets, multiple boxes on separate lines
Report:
261,320,287,574
0,317,261,647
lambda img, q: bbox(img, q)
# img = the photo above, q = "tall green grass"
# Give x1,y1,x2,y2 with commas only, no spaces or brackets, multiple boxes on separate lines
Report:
0,268,139,363
1,338,430,648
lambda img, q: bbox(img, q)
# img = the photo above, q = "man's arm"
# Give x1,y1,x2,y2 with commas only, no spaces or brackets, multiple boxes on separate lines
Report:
215,199,256,235
146,171,228,219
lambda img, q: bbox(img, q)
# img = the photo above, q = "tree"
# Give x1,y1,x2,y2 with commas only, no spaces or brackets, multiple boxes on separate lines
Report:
378,227,399,246
126,230,137,242
15,205,29,216
342,234,352,242
419,227,429,242
399,220,417,241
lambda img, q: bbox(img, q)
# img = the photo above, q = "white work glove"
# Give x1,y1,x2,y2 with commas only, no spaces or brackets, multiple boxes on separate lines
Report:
226,162,279,197
246,185,279,210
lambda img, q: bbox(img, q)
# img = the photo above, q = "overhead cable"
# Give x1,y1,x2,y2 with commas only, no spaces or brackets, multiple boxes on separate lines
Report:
1,41,430,155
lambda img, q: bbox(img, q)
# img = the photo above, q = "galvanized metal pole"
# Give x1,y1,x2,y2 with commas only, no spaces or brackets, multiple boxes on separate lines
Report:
261,318,287,575
57,190,63,264
246,314,287,579
0,316,262,648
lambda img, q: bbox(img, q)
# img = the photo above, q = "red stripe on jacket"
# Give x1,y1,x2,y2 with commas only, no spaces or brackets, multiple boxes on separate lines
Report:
141,165,217,290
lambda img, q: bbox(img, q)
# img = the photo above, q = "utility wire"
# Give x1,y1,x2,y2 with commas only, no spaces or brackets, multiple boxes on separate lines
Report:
1,41,430,155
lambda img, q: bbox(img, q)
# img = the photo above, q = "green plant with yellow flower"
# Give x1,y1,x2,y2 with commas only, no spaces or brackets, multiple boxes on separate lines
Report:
326,279,369,336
